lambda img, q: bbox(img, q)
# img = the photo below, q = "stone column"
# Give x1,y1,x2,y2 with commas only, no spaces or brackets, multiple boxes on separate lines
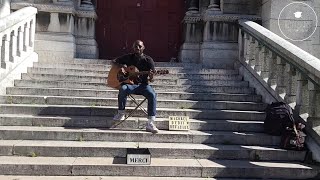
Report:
203,21,211,41
208,0,220,11
80,0,94,10
187,0,199,13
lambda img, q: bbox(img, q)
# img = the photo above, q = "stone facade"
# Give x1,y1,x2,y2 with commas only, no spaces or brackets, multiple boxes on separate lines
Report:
10,0,98,62
180,0,261,68
5,0,320,65
261,0,320,59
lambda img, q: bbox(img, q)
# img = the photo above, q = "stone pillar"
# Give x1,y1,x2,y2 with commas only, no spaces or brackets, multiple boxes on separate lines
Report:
203,21,211,41
187,0,199,13
80,0,94,10
179,19,201,63
208,0,220,11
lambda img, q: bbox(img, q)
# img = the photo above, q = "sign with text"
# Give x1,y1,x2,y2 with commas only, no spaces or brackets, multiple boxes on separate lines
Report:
169,116,190,131
127,148,151,165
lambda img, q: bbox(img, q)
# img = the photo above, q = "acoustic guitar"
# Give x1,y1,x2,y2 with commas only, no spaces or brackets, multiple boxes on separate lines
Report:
107,65,169,89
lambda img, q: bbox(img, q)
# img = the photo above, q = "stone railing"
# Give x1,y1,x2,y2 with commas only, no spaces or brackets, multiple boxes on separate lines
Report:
238,20,320,162
0,7,38,95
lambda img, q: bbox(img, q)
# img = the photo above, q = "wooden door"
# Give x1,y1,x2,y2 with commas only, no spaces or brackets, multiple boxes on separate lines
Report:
96,0,185,61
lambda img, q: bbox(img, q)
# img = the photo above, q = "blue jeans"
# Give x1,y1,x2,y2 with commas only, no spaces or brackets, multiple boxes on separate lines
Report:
118,84,156,116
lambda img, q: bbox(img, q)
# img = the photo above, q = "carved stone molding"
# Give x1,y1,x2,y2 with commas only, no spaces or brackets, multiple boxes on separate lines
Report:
11,2,75,13
184,15,202,23
76,10,97,18
203,14,261,22
11,2,96,18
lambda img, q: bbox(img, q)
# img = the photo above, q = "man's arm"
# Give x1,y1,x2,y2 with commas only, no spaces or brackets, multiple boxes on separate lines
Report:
147,56,156,82
112,55,128,68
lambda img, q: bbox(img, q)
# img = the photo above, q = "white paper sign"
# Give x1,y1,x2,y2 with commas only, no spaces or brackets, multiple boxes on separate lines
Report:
169,116,190,131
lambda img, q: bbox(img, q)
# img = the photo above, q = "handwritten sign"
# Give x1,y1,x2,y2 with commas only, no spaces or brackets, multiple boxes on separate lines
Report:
169,116,190,131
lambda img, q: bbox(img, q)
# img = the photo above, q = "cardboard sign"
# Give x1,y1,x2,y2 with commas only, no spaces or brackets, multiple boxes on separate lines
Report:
169,116,190,131
127,148,151,165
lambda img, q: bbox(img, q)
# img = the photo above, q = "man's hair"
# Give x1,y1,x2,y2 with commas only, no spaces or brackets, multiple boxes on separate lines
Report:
133,40,144,48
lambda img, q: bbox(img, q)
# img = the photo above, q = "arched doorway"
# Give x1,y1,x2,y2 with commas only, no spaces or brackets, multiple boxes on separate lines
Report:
96,0,185,61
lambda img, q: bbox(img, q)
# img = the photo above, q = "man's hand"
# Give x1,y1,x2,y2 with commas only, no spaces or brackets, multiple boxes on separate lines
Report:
148,70,155,82
120,67,127,75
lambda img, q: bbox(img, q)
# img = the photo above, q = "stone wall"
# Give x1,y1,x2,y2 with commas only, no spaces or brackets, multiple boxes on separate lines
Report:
261,0,320,59
180,0,261,68
11,0,98,62
222,0,261,15
0,0,11,18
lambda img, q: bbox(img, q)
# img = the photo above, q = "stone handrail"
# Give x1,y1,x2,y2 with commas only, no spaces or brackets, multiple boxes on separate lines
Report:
238,19,320,161
0,7,38,94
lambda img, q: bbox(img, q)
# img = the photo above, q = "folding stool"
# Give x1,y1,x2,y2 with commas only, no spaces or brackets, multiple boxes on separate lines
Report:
112,94,148,128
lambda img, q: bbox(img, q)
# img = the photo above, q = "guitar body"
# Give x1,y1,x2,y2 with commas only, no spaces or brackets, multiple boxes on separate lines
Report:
107,65,139,89
107,65,169,89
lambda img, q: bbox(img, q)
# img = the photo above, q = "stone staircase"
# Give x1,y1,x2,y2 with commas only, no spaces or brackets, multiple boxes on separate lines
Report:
0,59,319,179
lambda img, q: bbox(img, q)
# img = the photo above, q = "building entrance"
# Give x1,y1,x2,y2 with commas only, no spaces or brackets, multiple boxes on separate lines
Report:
96,0,185,61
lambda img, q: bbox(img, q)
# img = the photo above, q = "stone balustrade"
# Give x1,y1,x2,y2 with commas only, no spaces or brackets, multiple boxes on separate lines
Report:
0,7,36,69
238,19,320,162
0,7,38,95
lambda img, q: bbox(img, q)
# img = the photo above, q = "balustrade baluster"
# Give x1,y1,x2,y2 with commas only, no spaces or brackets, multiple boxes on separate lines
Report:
275,57,286,98
243,33,250,63
23,22,30,52
248,36,256,68
308,82,320,128
254,43,263,74
29,18,35,47
260,48,270,82
17,26,24,57
284,64,297,106
238,29,244,60
267,53,277,90
295,72,309,118
0,35,3,68
1,34,10,66
10,30,17,62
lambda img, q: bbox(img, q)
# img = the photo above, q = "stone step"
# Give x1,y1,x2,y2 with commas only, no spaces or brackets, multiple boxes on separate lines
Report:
26,69,243,81
0,104,266,120
14,80,255,94
0,176,267,180
0,140,306,161
35,60,205,68
32,62,239,74
0,156,318,179
0,95,266,111
6,87,262,102
21,73,248,86
0,126,278,146
0,114,264,132
22,71,242,82
74,58,208,68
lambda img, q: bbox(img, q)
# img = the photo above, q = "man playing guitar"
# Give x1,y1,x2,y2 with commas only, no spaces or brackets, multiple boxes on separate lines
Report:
111,40,159,133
